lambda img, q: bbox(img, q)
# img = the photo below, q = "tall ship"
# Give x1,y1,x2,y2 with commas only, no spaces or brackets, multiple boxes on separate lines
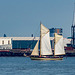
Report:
30,23,65,60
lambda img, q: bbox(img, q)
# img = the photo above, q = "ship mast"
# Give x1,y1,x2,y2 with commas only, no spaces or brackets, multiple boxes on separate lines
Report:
54,33,55,56
40,22,42,56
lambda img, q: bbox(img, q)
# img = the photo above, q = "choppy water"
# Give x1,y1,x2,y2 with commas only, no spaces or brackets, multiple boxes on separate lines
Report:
0,57,75,75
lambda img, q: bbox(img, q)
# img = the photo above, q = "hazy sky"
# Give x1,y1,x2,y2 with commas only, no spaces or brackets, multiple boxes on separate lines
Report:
0,0,74,37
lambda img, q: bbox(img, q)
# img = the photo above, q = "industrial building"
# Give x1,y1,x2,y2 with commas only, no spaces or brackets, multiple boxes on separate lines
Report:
0,37,71,50
49,28,62,37
0,37,12,49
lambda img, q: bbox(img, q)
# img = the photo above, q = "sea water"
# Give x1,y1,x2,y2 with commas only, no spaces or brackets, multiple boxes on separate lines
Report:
0,57,75,75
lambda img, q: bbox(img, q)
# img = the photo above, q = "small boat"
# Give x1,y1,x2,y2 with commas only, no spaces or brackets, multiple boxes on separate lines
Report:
30,23,65,60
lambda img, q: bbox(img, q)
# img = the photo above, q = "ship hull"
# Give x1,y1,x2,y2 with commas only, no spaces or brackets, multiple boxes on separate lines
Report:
30,56,63,60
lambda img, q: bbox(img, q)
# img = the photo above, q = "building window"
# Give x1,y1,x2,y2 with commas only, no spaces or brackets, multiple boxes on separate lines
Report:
2,41,4,44
8,40,10,44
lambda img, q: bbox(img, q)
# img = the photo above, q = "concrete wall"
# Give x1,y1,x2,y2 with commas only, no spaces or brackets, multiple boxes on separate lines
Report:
0,44,12,49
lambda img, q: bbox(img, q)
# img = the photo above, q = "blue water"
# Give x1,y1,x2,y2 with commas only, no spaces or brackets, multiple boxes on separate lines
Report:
0,57,75,75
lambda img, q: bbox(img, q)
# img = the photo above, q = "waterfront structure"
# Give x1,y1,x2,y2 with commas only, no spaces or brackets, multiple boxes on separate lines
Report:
71,3,75,48
0,37,70,49
0,37,12,49
71,25,75,47
49,28,62,37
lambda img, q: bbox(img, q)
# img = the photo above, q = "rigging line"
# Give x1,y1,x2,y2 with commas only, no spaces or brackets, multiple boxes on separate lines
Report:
34,24,40,37
31,23,40,43
28,24,40,49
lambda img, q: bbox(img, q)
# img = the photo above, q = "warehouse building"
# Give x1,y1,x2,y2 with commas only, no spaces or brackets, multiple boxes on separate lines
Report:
0,37,71,50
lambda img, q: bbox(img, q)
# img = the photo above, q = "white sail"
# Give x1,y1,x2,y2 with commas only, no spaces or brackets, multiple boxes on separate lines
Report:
31,40,39,56
54,33,65,55
41,24,53,55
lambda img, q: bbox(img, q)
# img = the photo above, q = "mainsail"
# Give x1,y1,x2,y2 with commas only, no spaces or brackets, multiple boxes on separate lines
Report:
31,23,53,56
54,33,65,55
40,24,53,55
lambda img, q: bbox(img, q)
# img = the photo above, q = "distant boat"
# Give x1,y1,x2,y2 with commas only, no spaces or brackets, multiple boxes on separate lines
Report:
30,23,65,60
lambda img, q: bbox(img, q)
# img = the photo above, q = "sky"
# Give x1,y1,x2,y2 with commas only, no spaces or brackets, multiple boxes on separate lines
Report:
0,0,75,38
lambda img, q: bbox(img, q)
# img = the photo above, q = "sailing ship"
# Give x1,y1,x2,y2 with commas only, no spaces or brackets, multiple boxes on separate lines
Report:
30,23,65,60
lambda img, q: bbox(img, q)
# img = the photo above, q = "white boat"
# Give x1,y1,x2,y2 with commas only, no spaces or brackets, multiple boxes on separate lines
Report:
30,23,65,60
